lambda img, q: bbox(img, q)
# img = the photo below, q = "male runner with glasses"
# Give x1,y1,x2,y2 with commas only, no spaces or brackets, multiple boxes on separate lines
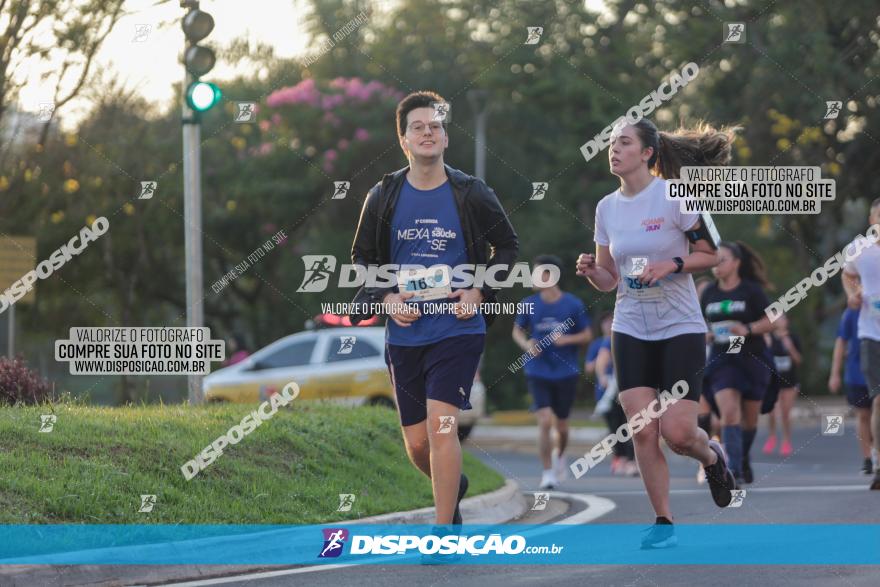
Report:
350,91,519,553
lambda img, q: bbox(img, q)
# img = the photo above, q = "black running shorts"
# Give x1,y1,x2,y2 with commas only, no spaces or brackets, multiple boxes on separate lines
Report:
611,331,705,402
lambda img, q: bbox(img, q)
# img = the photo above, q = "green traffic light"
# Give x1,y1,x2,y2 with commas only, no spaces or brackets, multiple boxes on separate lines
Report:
187,81,221,112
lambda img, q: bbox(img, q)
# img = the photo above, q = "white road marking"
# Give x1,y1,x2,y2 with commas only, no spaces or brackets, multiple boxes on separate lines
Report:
149,492,616,586
595,484,870,496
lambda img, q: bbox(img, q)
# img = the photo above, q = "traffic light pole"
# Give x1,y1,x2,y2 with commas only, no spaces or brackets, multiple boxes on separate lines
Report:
182,67,204,404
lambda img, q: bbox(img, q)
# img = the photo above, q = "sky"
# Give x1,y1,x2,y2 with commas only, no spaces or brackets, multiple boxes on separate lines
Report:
16,0,607,128
18,0,314,126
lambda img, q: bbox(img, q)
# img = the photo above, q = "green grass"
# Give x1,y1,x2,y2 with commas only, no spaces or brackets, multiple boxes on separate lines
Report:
0,400,505,524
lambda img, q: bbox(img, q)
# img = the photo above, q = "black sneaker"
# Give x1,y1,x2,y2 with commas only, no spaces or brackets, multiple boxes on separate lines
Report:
704,439,736,507
862,458,873,475
640,517,677,549
871,469,880,491
452,474,469,526
742,457,754,484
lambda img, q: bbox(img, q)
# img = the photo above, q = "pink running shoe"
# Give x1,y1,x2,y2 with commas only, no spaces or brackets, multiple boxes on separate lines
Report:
610,456,622,475
780,440,793,457
762,436,777,455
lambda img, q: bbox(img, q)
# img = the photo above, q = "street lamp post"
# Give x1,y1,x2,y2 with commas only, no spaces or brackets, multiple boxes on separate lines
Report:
180,0,219,404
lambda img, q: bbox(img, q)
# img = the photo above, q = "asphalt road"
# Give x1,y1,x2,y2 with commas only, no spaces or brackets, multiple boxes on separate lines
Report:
139,422,879,587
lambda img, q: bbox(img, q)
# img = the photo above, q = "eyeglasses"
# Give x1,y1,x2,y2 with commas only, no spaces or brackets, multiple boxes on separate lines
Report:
406,122,445,135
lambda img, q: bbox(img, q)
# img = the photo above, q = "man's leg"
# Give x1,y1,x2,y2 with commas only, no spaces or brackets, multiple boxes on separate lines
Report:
536,407,554,470
426,398,461,525
555,415,570,457
401,420,431,477
551,376,577,459
421,333,485,523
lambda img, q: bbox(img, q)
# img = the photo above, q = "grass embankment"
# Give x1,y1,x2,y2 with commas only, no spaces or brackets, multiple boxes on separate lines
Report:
0,401,504,524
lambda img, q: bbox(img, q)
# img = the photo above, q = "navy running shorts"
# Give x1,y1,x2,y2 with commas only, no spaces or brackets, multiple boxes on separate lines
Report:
611,331,704,402
384,334,485,427
846,383,872,409
526,376,579,419
705,350,771,402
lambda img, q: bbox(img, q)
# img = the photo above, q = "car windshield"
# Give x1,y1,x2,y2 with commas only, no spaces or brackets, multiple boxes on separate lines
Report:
324,335,379,362
252,339,316,370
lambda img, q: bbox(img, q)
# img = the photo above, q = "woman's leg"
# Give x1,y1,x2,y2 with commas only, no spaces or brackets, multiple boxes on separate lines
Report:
619,387,671,519
857,407,873,458
741,399,761,477
715,387,744,477
779,387,797,446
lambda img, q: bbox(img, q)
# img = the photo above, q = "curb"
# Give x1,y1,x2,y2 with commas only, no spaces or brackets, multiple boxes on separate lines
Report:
351,478,527,525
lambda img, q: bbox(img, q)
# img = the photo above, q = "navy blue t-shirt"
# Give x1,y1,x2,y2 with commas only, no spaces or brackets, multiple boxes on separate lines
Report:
514,292,590,380
386,178,485,346
838,308,866,386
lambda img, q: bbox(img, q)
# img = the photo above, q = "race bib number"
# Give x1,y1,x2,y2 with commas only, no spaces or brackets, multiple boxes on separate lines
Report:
397,266,452,301
774,356,792,372
623,276,665,301
710,320,737,340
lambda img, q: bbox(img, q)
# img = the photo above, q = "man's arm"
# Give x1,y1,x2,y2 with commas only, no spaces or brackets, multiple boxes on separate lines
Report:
595,346,612,388
476,184,519,302
512,323,538,354
351,184,395,303
828,337,845,394
842,268,862,310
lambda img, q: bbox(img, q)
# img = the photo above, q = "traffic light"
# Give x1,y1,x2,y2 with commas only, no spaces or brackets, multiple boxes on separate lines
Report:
187,81,221,112
182,2,220,112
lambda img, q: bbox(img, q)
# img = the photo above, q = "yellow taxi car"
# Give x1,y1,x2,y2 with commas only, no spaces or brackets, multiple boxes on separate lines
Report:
202,326,485,439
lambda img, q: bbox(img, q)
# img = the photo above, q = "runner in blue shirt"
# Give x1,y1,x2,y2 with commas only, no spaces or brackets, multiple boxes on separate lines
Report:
830,308,875,474
513,254,592,489
587,312,637,475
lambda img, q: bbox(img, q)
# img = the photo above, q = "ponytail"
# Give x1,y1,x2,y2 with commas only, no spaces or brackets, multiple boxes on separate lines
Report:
632,119,740,180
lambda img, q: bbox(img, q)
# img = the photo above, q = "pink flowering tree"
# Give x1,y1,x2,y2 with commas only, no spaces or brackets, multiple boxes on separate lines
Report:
199,76,405,340
263,77,404,175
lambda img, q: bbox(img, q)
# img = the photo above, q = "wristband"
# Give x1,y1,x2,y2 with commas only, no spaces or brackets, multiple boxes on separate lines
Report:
746,323,753,336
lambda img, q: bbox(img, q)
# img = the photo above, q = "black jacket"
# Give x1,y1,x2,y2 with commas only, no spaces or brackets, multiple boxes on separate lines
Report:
350,164,519,327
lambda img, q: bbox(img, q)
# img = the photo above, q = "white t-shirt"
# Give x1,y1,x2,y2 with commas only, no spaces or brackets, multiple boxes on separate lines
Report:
594,177,707,341
844,239,880,342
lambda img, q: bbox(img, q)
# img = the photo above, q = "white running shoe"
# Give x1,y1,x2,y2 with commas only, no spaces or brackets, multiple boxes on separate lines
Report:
552,449,568,481
539,470,558,490
623,460,640,477
696,462,707,485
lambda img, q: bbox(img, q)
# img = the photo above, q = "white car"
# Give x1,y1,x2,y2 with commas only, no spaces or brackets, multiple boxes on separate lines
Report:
202,327,484,439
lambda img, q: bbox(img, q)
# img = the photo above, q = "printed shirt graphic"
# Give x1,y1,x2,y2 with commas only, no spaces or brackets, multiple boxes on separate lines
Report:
838,308,867,386
700,279,770,356
387,178,486,346
594,177,706,340
843,240,880,342
514,292,590,380
769,332,800,379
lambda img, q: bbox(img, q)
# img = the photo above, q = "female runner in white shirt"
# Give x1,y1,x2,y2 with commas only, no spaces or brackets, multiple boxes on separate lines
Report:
577,119,738,549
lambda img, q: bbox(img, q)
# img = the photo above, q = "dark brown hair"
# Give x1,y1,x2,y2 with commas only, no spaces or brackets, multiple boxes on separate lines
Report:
396,91,447,137
632,119,739,179
720,240,772,290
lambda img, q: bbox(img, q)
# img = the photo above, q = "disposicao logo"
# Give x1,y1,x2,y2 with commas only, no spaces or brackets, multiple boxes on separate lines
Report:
319,528,349,558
